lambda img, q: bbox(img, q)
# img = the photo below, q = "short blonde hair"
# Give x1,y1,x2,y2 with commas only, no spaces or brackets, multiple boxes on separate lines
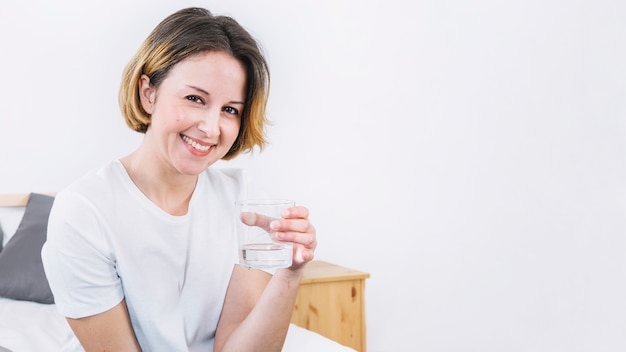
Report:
119,7,270,159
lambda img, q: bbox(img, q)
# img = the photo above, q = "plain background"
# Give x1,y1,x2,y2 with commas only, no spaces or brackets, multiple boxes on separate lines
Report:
1,1,625,351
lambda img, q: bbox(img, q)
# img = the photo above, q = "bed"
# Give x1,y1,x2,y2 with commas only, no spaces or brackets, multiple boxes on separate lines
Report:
0,193,356,352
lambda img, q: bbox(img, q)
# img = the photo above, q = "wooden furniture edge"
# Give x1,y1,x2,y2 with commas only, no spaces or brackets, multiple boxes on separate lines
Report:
0,193,56,207
0,193,32,207
300,260,370,284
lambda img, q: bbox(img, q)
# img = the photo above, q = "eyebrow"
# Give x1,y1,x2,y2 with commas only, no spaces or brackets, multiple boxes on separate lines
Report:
186,84,245,105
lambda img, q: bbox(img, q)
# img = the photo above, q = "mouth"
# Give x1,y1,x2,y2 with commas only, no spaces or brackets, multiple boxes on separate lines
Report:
180,134,213,152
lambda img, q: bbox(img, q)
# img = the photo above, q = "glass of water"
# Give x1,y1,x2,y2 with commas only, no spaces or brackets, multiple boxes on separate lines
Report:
235,199,295,269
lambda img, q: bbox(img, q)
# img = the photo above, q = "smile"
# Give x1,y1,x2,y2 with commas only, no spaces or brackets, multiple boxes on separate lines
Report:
181,134,212,152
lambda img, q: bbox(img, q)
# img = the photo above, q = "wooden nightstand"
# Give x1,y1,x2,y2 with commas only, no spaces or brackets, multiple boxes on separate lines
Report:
291,261,370,352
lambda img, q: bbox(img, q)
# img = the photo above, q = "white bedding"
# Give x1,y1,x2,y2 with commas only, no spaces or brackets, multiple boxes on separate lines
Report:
0,297,67,351
0,297,355,352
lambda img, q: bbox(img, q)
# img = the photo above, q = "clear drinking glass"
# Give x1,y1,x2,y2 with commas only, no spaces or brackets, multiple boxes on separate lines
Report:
235,199,295,269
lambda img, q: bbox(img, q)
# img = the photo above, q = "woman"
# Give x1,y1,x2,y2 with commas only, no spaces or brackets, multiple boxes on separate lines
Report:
41,7,316,351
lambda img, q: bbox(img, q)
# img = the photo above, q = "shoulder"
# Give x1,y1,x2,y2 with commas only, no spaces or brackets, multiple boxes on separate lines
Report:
60,160,126,195
53,160,130,215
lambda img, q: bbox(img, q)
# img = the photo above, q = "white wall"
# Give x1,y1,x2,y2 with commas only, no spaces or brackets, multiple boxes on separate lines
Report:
1,0,625,351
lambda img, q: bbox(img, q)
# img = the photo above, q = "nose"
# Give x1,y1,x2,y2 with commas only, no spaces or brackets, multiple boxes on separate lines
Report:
197,108,220,137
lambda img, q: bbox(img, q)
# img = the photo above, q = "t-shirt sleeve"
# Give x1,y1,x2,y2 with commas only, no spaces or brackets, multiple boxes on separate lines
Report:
41,191,124,319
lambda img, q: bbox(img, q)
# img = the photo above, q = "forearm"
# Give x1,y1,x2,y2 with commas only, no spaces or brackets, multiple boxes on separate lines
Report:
216,267,304,352
67,300,142,352
217,203,316,351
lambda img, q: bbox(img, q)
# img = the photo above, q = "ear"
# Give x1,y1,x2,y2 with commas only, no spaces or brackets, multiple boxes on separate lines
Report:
138,74,156,115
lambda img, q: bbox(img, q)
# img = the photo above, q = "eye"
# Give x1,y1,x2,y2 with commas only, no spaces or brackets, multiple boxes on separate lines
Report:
223,106,240,116
186,95,204,104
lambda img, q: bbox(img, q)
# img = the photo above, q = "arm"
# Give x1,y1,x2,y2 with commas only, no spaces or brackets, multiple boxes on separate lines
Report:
214,205,317,352
66,299,142,352
42,192,140,351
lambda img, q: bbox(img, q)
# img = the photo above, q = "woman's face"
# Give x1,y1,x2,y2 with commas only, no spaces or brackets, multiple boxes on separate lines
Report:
140,51,246,175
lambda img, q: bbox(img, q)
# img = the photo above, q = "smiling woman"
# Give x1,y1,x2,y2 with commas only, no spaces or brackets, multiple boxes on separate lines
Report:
3,1,625,351
118,8,270,160
39,7,318,352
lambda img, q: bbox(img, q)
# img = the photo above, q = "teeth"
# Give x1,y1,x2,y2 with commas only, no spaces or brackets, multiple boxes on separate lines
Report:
181,135,211,151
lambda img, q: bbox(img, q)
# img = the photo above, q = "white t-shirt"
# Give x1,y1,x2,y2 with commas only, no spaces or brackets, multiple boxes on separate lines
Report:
41,160,248,351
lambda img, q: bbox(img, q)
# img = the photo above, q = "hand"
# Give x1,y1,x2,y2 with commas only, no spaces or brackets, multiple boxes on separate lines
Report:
240,206,316,270
272,206,316,270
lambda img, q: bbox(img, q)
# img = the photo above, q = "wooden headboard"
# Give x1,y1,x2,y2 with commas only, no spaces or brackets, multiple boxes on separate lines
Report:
0,194,32,207
0,193,55,207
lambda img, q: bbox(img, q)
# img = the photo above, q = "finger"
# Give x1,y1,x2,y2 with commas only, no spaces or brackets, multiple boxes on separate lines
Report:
270,218,312,233
301,249,315,262
240,212,276,232
282,206,310,219
276,230,317,249
292,244,316,267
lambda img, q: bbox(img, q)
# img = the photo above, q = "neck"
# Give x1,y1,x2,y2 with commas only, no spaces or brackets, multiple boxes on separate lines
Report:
120,149,198,216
